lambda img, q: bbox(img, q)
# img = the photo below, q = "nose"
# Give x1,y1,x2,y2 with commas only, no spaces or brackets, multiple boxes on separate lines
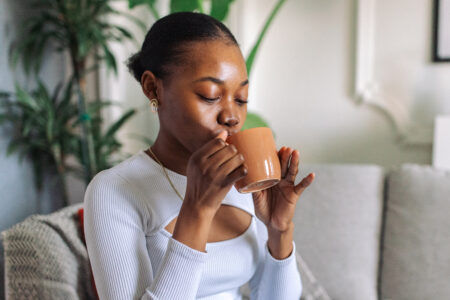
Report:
217,100,239,128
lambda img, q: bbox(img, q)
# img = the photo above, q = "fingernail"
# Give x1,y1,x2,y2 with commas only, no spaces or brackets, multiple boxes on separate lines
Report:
217,130,227,141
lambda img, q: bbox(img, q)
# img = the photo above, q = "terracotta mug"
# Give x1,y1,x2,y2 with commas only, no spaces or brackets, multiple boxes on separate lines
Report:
227,127,281,193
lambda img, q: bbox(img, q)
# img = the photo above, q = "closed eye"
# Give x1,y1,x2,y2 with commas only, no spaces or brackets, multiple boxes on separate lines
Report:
198,94,248,105
198,94,220,102
236,99,248,105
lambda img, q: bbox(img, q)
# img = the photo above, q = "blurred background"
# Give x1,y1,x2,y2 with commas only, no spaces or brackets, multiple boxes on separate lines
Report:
1,0,449,297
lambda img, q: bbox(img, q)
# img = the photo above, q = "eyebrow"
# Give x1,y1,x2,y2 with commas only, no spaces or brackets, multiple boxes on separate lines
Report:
194,76,249,86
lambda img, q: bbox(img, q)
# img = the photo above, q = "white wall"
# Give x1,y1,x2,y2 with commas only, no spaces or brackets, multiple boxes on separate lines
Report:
98,2,158,155
238,0,448,167
103,0,450,168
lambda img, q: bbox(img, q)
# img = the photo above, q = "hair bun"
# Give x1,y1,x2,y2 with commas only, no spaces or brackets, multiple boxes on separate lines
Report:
126,51,144,82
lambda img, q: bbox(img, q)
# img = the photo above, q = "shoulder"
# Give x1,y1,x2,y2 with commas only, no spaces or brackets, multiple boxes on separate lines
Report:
84,154,143,205
83,151,183,233
85,150,159,199
84,152,155,231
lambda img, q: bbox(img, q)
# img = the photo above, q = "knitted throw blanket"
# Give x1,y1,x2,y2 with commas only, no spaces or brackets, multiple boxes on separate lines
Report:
1,203,96,300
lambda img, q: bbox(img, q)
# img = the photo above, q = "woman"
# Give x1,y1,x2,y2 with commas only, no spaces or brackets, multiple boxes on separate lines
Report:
84,12,315,300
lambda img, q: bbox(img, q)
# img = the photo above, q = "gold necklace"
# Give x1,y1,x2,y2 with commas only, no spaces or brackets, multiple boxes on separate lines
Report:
147,147,184,201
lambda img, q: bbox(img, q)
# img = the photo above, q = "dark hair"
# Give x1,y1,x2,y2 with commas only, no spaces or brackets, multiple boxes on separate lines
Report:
127,12,239,83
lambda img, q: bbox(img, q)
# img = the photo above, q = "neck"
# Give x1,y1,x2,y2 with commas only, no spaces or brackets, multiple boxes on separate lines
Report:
148,130,191,176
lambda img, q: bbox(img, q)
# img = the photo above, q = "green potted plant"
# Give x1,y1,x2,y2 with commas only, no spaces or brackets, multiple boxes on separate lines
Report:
0,81,78,205
5,0,144,186
0,79,137,205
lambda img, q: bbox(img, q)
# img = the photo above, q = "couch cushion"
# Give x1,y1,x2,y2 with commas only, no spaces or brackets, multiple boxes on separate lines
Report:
381,164,450,299
293,164,384,300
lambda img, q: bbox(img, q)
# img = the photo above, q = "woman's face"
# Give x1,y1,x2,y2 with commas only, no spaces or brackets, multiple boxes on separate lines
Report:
154,40,249,154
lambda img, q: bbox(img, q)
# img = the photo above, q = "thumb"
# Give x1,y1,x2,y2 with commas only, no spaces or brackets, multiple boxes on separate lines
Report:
216,130,228,142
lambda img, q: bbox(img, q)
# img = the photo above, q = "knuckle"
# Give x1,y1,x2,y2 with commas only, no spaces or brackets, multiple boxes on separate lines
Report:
190,152,198,161
215,138,226,147
192,153,201,164
200,165,209,176
229,144,237,153
218,177,228,188
198,155,207,166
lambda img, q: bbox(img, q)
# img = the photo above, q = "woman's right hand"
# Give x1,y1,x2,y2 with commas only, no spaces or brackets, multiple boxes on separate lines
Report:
172,130,247,251
184,130,247,215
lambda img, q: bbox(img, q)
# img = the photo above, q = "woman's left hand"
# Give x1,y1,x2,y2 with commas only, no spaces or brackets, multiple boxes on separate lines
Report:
252,147,315,233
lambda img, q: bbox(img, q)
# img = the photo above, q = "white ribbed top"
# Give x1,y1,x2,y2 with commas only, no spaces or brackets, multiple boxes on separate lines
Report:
84,150,302,300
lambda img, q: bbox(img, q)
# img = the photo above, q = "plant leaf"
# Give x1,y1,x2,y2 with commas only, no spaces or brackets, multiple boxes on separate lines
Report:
102,44,117,74
87,100,121,114
246,0,287,77
129,0,156,9
241,112,270,131
0,113,6,124
15,85,39,111
210,0,236,21
103,109,136,144
7,138,26,156
119,11,148,31
170,0,199,13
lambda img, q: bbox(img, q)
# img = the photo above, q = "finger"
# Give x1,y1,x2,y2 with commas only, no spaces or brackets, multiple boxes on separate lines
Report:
194,131,228,159
285,150,299,183
294,172,315,195
220,151,246,177
217,130,228,142
223,163,248,187
280,147,294,178
206,144,240,170
277,146,284,171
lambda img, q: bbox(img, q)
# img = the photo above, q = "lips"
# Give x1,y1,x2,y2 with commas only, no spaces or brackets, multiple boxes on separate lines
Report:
213,129,237,143
226,131,237,144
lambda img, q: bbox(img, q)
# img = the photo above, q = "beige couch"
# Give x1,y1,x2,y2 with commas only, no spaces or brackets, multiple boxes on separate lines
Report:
295,164,450,300
3,164,450,299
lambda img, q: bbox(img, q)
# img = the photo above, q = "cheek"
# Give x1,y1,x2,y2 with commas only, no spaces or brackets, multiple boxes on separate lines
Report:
164,98,220,147
183,103,220,138
183,112,219,151
174,99,215,125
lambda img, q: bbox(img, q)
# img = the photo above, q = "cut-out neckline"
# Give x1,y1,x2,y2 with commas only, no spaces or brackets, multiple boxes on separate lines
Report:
160,216,254,246
140,149,255,245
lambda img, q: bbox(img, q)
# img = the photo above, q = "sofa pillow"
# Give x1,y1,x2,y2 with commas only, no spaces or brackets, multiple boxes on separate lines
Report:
78,208,99,300
2,203,96,300
381,164,450,299
297,251,331,300
293,164,384,300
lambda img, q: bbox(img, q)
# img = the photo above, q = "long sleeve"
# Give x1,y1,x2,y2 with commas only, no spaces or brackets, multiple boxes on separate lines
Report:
84,172,207,300
248,220,302,300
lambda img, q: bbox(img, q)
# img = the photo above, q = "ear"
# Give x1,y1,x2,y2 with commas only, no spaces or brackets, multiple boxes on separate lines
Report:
141,70,161,101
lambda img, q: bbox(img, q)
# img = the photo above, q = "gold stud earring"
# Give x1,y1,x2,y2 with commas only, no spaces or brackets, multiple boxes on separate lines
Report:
150,98,158,113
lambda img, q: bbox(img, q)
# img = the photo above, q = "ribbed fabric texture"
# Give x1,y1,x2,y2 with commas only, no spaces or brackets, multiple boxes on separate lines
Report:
84,150,302,300
146,238,207,299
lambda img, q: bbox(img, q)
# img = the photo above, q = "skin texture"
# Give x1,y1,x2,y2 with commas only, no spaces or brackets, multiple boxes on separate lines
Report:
141,40,314,259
